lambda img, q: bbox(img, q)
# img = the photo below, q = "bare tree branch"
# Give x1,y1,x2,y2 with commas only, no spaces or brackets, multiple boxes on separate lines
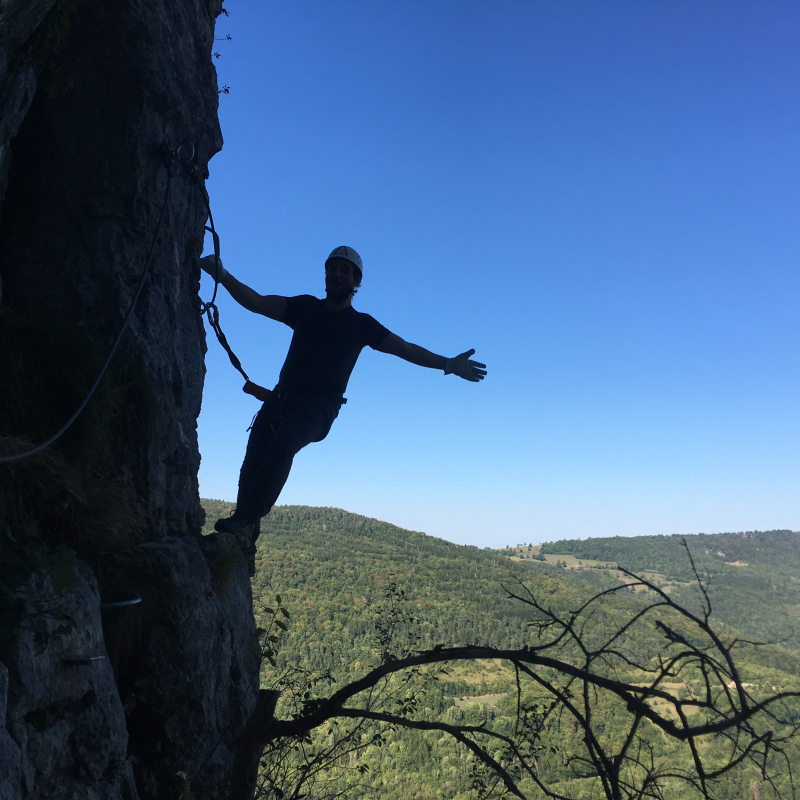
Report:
235,561,800,800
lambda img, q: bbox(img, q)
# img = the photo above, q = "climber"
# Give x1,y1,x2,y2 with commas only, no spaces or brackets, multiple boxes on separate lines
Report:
199,246,486,574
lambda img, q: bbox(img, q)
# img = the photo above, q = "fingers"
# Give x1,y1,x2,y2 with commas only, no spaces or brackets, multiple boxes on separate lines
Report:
199,254,226,281
463,350,486,381
465,365,486,381
467,353,486,379
449,349,487,381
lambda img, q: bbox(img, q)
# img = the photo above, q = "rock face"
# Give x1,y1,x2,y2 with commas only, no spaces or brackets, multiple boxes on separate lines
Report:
122,538,259,797
0,0,52,218
0,1,260,798
0,665,21,800
1,546,259,800
0,0,220,536
1,562,138,800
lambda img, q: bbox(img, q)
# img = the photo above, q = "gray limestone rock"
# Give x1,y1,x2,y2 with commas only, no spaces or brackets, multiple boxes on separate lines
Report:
0,1,263,799
0,663,22,800
123,537,259,798
0,0,58,58
0,62,35,233
1,540,258,800
0,0,224,538
1,561,138,800
0,0,57,233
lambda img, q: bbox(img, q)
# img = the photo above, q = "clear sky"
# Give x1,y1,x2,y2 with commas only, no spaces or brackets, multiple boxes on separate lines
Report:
198,1,799,547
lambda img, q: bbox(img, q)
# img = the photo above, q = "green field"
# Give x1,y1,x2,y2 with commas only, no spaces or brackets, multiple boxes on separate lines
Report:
533,529,800,652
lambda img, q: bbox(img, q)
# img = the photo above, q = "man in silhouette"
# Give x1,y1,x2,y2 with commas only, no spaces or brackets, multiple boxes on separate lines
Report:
199,246,486,573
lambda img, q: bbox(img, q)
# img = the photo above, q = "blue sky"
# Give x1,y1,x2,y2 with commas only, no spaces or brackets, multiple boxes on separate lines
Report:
198,1,799,547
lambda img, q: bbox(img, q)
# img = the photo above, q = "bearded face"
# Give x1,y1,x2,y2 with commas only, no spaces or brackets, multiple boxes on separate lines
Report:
325,258,357,301
325,274,353,300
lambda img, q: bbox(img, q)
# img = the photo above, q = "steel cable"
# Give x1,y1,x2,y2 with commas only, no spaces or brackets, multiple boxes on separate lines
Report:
0,165,173,463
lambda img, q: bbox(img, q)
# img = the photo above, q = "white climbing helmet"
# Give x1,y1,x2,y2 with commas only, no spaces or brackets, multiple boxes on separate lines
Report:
326,246,363,279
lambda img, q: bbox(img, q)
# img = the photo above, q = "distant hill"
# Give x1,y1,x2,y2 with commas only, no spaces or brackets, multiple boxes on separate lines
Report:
201,501,612,674
539,529,800,574
534,530,800,652
202,502,800,662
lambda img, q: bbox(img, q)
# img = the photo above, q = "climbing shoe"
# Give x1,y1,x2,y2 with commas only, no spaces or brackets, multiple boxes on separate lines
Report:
214,513,257,545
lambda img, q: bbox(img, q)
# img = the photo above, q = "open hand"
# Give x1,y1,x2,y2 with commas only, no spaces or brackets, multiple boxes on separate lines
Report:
444,349,487,382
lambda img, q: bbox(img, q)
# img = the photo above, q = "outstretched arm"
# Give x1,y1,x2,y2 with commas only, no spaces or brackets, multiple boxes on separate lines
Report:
199,255,286,322
375,333,486,382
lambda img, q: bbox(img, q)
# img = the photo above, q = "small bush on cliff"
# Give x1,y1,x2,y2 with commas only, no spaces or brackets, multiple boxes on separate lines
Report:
0,522,77,652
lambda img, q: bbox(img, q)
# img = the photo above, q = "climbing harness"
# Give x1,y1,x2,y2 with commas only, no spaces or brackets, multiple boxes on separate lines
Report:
0,157,174,464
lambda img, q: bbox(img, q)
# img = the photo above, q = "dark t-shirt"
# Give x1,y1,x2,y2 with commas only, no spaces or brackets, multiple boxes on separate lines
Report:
278,295,391,397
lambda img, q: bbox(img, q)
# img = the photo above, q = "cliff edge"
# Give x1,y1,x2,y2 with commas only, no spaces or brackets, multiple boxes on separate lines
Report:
0,2,258,798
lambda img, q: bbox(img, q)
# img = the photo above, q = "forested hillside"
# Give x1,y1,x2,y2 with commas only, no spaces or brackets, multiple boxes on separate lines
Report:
202,502,800,799
539,530,800,652
202,502,611,675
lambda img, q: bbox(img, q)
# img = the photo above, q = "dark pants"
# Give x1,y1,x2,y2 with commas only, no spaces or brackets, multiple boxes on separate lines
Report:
235,390,341,525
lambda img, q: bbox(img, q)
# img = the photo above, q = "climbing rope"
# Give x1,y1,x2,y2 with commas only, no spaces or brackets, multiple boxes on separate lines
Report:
0,141,268,465
197,181,271,402
0,162,174,464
